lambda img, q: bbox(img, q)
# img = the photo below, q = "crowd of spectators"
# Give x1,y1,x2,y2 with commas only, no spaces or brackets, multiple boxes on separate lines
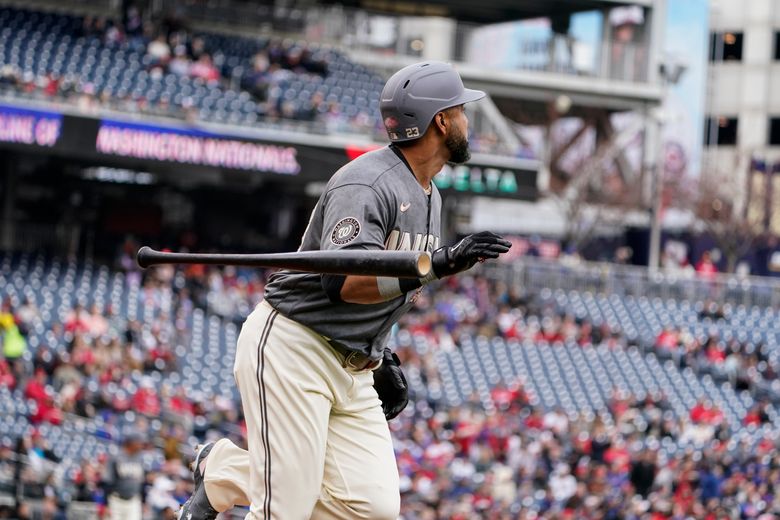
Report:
0,5,387,137
1,257,780,518
392,369,780,518
0,5,519,152
0,255,248,518
653,300,779,398
388,275,780,518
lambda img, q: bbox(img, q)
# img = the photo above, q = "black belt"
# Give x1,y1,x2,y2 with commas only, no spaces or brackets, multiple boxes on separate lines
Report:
328,341,382,371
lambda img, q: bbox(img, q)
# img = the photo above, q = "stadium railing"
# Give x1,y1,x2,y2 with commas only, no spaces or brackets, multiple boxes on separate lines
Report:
483,257,780,308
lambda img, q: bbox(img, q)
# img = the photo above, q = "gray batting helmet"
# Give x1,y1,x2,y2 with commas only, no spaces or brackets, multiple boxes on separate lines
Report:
380,61,485,143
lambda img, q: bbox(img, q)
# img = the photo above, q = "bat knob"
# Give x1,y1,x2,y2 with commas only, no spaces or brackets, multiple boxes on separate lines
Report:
137,246,154,268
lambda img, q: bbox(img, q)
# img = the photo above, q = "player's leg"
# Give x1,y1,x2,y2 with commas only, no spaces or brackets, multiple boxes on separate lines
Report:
202,301,349,519
130,497,142,520
198,300,280,512
312,370,400,520
199,438,251,510
107,495,121,520
108,495,141,520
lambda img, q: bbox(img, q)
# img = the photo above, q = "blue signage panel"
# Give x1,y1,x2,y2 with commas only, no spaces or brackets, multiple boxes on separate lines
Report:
0,104,63,148
95,119,301,175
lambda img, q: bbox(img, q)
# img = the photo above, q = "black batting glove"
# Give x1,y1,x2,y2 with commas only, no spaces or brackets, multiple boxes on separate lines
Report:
431,231,512,278
373,348,408,421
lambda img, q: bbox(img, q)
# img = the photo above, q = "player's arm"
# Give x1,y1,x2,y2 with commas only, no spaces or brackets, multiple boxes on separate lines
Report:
337,275,383,303
335,232,514,303
319,184,397,304
100,458,117,498
320,186,512,304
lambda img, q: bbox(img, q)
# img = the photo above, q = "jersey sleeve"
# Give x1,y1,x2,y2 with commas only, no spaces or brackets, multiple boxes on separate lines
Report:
100,459,117,494
320,184,390,251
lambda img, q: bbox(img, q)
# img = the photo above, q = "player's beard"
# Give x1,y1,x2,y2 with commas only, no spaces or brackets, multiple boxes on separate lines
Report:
446,125,471,164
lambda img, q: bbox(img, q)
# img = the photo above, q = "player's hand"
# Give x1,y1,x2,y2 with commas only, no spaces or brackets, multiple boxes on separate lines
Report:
373,348,408,421
430,231,511,278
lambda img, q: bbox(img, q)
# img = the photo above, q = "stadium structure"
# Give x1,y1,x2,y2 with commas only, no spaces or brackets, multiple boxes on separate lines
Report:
2,0,780,519
706,0,780,236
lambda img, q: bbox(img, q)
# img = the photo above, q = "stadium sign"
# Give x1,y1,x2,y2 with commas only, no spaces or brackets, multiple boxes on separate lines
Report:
432,158,537,200
95,120,301,175
0,104,62,148
0,102,537,199
434,164,521,196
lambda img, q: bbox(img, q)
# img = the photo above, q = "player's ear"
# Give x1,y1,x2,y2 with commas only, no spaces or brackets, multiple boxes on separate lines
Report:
434,111,447,133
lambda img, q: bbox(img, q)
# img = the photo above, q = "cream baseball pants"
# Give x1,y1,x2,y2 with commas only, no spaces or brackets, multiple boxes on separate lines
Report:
107,494,142,520
202,301,400,519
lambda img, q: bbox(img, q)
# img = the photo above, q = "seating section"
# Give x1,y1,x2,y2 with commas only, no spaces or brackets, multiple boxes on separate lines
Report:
3,253,780,515
419,336,775,442
5,253,777,445
0,6,385,130
542,288,780,350
537,288,780,401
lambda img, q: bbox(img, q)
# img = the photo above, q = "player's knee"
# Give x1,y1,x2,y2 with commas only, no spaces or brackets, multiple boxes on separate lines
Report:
326,486,399,520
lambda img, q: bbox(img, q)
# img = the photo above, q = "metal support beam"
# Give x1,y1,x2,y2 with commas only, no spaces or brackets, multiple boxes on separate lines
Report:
551,119,592,167
475,94,523,155
647,108,664,273
596,113,637,184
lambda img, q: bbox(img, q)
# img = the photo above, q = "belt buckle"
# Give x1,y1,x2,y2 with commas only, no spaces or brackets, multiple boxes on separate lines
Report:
344,351,380,371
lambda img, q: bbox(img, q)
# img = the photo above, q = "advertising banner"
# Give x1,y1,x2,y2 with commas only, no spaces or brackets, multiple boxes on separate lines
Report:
94,120,302,175
0,104,63,148
0,103,537,199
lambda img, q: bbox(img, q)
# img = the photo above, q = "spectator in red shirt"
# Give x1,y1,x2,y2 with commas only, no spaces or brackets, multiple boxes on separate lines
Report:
655,327,679,351
168,387,194,416
190,54,220,83
24,368,49,402
524,408,544,430
706,343,726,364
0,359,16,389
743,403,769,426
604,437,631,473
43,73,59,97
133,378,161,416
695,251,718,279
690,400,707,423
64,304,90,334
490,381,525,411
30,394,63,425
690,400,723,425
537,316,564,343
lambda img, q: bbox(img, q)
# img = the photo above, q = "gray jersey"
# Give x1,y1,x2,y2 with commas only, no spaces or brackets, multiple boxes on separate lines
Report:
103,451,144,499
265,146,441,358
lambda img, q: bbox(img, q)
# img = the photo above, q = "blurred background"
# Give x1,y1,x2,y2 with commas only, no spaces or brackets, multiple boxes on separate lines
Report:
2,0,780,518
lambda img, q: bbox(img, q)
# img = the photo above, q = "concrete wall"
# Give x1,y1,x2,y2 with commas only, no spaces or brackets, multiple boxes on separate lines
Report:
396,17,456,61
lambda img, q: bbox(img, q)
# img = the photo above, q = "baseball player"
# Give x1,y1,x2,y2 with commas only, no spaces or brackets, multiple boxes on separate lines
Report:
103,430,146,520
178,61,511,520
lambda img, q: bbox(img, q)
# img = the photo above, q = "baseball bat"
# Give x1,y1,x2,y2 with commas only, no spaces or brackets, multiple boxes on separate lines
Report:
136,246,432,278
